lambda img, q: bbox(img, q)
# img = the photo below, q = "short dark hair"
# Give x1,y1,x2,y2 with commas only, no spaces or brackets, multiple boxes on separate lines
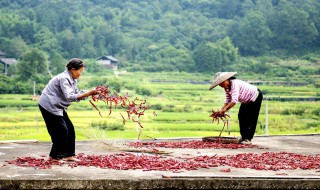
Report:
66,58,85,70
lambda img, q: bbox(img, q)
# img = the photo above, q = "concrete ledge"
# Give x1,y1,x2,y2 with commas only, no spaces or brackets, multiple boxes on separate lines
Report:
1,178,319,190
1,136,319,190
0,139,38,144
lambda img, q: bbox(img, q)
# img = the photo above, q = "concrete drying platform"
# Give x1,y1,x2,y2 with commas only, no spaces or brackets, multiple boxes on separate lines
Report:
0,135,319,189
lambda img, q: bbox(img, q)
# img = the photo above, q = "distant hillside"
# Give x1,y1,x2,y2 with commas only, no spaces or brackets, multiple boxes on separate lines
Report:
1,0,320,73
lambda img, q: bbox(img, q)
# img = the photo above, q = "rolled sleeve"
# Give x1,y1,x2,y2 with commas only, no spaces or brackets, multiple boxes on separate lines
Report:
225,89,239,104
77,90,89,100
60,78,78,102
230,95,239,104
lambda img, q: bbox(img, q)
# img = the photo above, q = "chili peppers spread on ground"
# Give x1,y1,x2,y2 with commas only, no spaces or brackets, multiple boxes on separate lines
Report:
128,140,258,149
7,156,63,169
7,152,320,171
193,152,320,171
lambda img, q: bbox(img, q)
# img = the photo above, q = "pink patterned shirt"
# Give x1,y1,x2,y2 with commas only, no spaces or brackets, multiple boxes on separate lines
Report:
225,79,258,104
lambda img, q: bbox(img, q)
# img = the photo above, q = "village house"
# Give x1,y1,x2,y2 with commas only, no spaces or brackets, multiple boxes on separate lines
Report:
0,50,6,57
96,55,119,70
0,51,18,75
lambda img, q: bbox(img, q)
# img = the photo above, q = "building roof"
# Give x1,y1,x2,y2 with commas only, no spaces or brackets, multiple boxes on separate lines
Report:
97,55,119,62
0,58,18,65
0,51,6,57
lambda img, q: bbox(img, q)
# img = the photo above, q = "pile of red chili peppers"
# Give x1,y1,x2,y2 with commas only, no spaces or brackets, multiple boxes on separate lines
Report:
6,156,63,169
7,152,320,172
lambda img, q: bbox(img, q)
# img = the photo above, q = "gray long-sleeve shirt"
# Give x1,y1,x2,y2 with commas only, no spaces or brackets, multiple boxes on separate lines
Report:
39,69,86,116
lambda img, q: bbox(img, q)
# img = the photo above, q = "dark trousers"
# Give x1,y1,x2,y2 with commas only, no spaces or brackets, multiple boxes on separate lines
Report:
238,90,263,140
39,105,76,159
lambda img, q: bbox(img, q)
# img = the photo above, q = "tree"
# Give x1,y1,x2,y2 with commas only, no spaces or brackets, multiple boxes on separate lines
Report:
34,26,60,56
300,0,320,47
49,53,66,75
214,37,238,66
268,1,318,50
17,48,48,81
193,37,238,72
0,36,28,58
193,42,214,72
230,11,272,55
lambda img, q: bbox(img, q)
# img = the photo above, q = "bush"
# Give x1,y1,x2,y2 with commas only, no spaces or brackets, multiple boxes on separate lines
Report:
135,87,153,96
83,59,102,73
90,120,125,130
281,109,291,115
281,107,306,116
162,104,176,112
301,54,320,63
305,122,320,129
312,108,320,116
151,104,163,110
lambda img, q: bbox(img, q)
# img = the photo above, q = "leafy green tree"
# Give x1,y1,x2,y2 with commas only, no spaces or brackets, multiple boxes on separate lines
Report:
34,27,60,56
214,37,239,67
49,53,66,75
17,48,48,81
157,45,193,71
92,20,125,57
268,1,318,50
300,0,320,47
58,29,83,58
0,36,28,58
230,11,272,55
193,37,238,72
215,0,241,19
77,27,97,58
82,59,102,74
254,0,274,14
193,42,216,72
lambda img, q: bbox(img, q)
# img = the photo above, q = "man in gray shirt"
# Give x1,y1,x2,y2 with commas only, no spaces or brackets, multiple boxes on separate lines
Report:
39,58,99,162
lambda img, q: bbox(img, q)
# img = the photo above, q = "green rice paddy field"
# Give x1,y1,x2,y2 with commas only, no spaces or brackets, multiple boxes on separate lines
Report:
0,72,319,141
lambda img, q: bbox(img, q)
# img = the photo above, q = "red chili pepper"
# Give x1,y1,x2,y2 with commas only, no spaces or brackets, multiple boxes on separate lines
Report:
120,113,126,125
220,168,231,172
137,131,142,140
89,100,102,117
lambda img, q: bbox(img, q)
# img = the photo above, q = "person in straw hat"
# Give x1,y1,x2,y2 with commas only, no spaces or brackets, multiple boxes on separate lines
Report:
209,72,263,144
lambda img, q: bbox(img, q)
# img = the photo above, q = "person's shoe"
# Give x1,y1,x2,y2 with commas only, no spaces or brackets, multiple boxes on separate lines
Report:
238,137,244,144
241,139,252,145
63,156,81,162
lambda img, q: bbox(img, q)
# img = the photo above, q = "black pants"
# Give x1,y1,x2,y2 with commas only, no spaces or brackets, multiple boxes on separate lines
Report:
39,105,76,159
238,90,263,140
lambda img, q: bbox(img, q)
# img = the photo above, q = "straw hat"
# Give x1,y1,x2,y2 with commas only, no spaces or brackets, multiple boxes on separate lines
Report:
209,72,237,90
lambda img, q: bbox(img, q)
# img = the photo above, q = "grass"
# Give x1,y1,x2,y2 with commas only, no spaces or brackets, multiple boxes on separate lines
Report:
0,71,319,141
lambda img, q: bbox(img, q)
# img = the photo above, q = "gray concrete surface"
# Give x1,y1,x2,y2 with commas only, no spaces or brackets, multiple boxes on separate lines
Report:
0,135,319,189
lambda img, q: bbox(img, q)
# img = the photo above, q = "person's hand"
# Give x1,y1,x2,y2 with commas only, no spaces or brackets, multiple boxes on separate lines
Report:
219,108,227,116
212,111,220,117
89,88,100,96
